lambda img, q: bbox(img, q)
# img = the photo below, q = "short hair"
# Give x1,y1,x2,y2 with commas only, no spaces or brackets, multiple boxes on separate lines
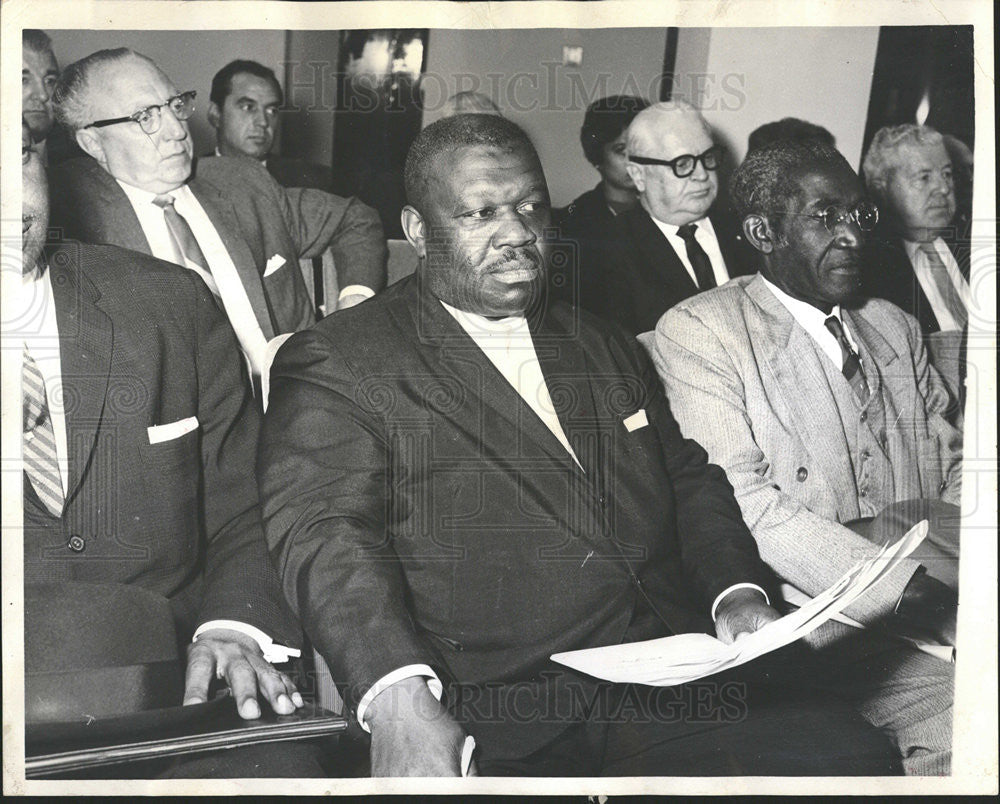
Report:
861,124,946,193
747,117,835,153
444,91,501,117
53,48,150,133
210,59,283,108
23,29,54,55
625,99,710,157
404,114,538,215
579,95,649,166
730,138,851,221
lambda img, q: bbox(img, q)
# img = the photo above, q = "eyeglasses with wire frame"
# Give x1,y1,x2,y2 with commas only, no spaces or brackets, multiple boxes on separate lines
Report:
628,146,721,178
85,91,197,135
794,201,880,233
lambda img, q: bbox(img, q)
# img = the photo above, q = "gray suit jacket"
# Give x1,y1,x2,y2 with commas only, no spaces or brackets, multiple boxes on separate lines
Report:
644,274,963,626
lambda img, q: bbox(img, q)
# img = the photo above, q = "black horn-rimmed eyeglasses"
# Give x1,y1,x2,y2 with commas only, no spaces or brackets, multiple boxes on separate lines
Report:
85,91,197,135
628,146,720,178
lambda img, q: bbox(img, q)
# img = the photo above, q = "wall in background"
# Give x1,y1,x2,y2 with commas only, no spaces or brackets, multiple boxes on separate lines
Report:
283,29,341,168
673,27,880,170
422,27,669,207
49,30,288,156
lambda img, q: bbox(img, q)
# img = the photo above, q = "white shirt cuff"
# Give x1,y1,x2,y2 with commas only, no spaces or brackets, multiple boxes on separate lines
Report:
338,284,375,301
192,620,301,664
355,664,442,733
711,583,770,622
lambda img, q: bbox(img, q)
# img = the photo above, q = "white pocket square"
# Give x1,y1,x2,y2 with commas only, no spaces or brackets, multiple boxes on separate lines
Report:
147,416,199,444
623,409,649,432
263,254,287,277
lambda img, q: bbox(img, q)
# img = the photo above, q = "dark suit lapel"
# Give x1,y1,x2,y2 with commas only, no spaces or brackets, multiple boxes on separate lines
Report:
395,277,586,474
50,249,112,503
188,176,277,339
744,277,857,506
627,208,700,297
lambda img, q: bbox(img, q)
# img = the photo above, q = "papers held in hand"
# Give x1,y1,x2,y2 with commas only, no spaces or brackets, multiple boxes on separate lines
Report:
552,520,933,686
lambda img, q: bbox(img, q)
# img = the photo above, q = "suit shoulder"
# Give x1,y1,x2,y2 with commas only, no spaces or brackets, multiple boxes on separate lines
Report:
66,242,213,303
193,155,279,192
663,276,753,326
853,296,921,335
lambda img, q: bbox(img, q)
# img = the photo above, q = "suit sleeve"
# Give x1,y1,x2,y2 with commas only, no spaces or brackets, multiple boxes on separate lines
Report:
648,307,920,626
620,329,773,611
189,275,302,647
278,186,388,294
902,312,963,503
257,329,436,712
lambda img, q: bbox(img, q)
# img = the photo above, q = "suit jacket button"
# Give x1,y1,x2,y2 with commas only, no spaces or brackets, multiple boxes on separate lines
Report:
598,495,607,507
68,535,86,553
860,411,868,423
796,467,808,482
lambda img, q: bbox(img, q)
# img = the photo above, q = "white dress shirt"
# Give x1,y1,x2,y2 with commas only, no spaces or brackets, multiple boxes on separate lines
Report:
22,265,294,663
651,215,732,289
761,275,861,370
903,237,970,332
355,299,767,729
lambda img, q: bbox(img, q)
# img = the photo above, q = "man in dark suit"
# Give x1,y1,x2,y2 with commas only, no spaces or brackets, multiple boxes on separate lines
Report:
861,124,971,406
580,100,754,335
19,120,319,776
206,59,378,314
862,124,970,336
48,49,386,387
258,113,899,777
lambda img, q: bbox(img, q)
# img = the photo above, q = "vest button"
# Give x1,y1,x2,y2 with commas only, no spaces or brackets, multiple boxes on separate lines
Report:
796,467,808,482
67,535,86,553
860,411,868,423
859,488,868,498
861,449,870,460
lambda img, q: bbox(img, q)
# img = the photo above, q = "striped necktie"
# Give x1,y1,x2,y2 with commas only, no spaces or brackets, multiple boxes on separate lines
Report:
824,315,870,403
918,241,968,331
152,194,221,298
23,347,64,516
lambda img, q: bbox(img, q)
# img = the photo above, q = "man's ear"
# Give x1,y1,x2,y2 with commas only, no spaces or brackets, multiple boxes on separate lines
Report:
400,206,427,259
742,213,776,255
625,162,645,193
75,128,106,166
207,102,221,131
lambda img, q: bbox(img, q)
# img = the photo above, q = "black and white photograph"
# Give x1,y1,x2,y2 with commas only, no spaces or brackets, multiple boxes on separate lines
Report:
2,0,995,796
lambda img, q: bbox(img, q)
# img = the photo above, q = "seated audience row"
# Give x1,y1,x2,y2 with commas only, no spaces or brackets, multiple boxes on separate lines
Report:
20,30,970,779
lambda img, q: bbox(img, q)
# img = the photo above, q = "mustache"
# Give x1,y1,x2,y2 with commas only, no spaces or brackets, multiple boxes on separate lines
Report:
486,247,541,272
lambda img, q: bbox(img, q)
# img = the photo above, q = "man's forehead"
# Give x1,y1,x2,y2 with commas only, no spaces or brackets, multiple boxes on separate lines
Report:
230,73,280,103
895,141,950,172
91,58,175,112
642,115,712,156
790,162,861,205
24,48,58,73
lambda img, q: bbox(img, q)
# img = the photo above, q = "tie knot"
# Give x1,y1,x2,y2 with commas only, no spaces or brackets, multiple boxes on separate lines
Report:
677,223,699,241
824,315,846,341
153,194,176,210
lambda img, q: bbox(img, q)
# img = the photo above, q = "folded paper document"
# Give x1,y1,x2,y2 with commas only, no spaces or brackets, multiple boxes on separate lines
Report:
552,520,931,685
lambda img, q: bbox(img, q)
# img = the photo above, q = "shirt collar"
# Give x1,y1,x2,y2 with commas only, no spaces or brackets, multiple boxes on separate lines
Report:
117,178,194,207
648,213,713,240
439,299,530,340
902,236,945,261
760,274,843,329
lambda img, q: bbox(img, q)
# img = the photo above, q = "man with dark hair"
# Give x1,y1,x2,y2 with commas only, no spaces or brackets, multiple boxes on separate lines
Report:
48,49,386,391
580,101,754,335
206,58,381,311
19,119,322,777
746,116,836,154
22,28,80,165
645,138,960,774
259,113,900,778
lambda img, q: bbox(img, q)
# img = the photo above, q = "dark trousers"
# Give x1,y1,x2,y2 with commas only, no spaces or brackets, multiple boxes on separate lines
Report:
478,648,902,777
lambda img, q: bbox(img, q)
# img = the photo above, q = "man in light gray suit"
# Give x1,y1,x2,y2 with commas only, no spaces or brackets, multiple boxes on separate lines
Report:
643,138,961,775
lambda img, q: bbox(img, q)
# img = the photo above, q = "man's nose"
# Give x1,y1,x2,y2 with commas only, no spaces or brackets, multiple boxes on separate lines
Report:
833,216,864,249
252,108,270,129
689,159,710,181
930,171,953,197
493,209,538,249
159,106,189,140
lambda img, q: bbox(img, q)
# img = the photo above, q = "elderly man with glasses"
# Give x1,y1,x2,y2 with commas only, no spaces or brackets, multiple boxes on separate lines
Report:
641,138,961,775
47,48,386,395
578,100,755,335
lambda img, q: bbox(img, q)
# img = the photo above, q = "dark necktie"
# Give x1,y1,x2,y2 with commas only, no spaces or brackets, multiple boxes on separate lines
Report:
824,315,870,402
23,347,64,516
918,241,968,330
676,223,717,290
152,194,221,298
